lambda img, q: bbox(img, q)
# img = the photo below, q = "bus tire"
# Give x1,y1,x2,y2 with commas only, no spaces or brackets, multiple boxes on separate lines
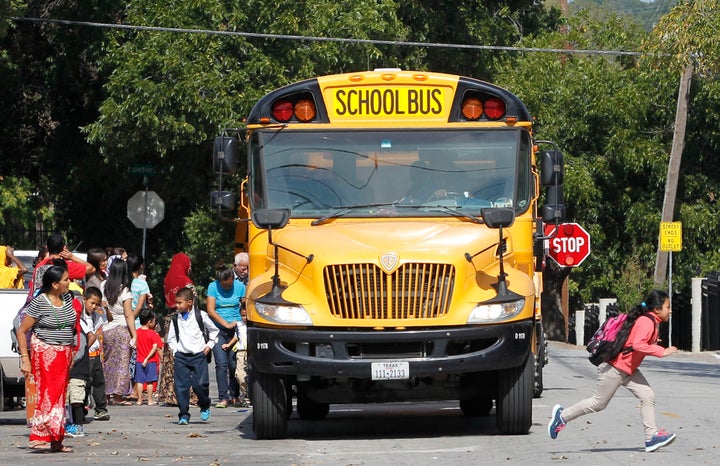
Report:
534,327,546,398
496,353,533,434
252,371,288,439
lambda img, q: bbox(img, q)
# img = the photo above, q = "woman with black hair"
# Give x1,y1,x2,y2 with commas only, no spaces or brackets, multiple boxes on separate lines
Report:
548,289,679,452
205,263,245,408
101,259,137,405
16,265,77,453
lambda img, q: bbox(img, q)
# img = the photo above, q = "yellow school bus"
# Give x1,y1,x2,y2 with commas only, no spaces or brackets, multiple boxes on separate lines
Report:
212,69,565,439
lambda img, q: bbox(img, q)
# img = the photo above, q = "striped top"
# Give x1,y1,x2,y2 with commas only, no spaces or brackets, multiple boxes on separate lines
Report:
25,292,77,346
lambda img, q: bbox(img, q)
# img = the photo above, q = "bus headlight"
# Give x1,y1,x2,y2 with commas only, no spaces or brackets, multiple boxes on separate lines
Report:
254,301,313,325
467,298,525,323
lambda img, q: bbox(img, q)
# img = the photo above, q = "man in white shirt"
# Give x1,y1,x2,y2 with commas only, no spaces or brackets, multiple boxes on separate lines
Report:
166,287,219,425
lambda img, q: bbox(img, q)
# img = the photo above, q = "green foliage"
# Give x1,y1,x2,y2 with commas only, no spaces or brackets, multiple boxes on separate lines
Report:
496,8,677,305
0,175,52,227
179,207,236,306
643,0,720,75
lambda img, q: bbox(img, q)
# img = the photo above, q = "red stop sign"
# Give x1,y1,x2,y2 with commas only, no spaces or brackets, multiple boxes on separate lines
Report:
544,223,591,267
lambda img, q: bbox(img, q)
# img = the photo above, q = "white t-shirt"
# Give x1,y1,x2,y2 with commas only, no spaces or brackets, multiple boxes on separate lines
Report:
101,283,133,331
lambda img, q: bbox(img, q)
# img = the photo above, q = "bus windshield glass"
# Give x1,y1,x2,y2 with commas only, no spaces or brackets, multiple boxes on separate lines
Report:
252,128,531,218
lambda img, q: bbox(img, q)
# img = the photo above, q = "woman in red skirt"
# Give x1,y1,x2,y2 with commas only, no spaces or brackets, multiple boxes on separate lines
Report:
16,265,78,453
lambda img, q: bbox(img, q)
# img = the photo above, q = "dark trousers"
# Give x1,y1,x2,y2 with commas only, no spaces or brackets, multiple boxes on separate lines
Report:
173,352,211,420
88,356,107,412
212,327,239,401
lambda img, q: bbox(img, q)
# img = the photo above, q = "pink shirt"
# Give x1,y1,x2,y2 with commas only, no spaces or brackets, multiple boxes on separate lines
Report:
610,312,665,375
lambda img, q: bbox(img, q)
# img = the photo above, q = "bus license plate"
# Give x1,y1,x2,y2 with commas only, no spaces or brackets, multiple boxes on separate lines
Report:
371,361,409,380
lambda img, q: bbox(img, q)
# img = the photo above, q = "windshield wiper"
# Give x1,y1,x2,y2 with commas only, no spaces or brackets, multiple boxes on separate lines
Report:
413,204,484,224
310,203,485,226
310,203,397,226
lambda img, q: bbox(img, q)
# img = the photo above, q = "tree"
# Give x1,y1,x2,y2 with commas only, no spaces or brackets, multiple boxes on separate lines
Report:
396,0,561,79
495,9,679,332
643,0,720,288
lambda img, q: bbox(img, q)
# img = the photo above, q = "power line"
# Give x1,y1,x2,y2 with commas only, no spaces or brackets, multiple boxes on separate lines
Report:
11,16,644,57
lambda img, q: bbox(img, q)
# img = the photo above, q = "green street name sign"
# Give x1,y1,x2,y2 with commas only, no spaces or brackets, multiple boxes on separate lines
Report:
128,164,156,176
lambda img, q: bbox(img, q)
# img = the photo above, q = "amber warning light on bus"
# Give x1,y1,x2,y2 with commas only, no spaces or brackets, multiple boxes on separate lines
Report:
461,96,506,121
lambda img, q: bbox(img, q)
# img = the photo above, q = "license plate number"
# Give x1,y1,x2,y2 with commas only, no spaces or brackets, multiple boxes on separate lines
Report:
371,361,409,380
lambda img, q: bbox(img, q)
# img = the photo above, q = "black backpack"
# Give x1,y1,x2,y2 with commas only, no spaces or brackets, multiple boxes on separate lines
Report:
172,309,211,362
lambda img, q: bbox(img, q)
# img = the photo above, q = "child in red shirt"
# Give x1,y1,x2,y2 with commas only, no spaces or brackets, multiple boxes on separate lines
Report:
135,309,164,405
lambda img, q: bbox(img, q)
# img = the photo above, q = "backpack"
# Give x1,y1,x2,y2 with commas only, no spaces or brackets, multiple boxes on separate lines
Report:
586,313,654,366
172,308,211,362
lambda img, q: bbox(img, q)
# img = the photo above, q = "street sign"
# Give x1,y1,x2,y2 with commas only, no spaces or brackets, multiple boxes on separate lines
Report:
659,221,682,252
128,164,156,176
544,222,591,267
127,190,165,229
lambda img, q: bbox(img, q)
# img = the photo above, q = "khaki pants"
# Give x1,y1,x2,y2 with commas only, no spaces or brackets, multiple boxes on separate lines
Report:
234,350,248,398
67,378,87,405
562,362,657,440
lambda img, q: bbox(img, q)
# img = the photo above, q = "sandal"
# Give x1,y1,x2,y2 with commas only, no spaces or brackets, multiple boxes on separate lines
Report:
27,441,49,450
49,442,73,453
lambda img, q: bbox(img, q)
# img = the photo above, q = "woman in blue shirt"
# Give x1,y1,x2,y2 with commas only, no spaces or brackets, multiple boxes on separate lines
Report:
206,263,245,407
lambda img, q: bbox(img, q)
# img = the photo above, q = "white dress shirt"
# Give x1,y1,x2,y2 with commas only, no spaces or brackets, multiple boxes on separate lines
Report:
167,308,219,355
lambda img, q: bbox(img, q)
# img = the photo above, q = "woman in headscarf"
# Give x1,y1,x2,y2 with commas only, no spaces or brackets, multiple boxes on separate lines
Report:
158,253,195,405
0,245,28,288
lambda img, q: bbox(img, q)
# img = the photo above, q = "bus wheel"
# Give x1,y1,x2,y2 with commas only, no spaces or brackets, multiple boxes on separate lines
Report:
296,390,330,420
252,371,288,439
534,329,546,398
496,353,532,434
460,394,493,417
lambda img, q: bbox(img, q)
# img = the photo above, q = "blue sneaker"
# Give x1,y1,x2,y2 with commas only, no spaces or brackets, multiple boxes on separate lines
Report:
65,424,85,438
178,417,189,426
200,408,211,422
645,429,676,452
548,404,566,439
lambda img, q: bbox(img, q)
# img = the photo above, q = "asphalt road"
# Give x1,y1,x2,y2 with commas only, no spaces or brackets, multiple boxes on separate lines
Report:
1,342,718,465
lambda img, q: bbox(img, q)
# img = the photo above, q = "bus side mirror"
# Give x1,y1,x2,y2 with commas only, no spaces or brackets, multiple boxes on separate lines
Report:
481,208,515,229
252,209,291,230
540,150,564,186
210,191,236,211
542,185,566,223
213,136,239,174
540,149,565,223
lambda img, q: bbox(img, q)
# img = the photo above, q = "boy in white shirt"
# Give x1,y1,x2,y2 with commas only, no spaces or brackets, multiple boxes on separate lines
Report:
166,287,219,425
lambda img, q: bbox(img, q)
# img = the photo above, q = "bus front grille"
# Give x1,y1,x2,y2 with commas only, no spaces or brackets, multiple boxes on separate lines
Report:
324,263,455,320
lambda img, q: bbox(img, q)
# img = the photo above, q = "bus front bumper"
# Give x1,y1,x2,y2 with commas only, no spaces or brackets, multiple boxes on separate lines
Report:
248,320,534,379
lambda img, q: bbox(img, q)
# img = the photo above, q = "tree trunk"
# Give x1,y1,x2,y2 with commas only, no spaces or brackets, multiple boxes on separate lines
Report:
542,260,572,342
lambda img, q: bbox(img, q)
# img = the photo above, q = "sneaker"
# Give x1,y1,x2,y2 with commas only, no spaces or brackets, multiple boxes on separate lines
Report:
645,429,676,452
200,408,211,422
93,411,110,421
178,417,189,426
215,400,227,408
239,398,252,408
548,404,566,439
65,424,85,438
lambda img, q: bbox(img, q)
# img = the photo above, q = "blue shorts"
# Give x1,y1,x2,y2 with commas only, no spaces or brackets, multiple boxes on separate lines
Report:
134,362,159,383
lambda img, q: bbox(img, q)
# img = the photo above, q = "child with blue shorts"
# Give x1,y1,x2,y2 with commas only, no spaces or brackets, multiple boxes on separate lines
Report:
134,309,163,405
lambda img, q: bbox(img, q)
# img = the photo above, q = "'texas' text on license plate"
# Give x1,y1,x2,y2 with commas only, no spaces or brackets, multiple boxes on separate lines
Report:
371,361,409,380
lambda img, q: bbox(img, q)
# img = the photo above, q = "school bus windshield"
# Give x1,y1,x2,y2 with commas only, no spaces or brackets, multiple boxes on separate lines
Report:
250,128,532,218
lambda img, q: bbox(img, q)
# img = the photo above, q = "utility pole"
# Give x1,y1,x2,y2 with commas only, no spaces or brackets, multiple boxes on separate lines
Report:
654,62,693,287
